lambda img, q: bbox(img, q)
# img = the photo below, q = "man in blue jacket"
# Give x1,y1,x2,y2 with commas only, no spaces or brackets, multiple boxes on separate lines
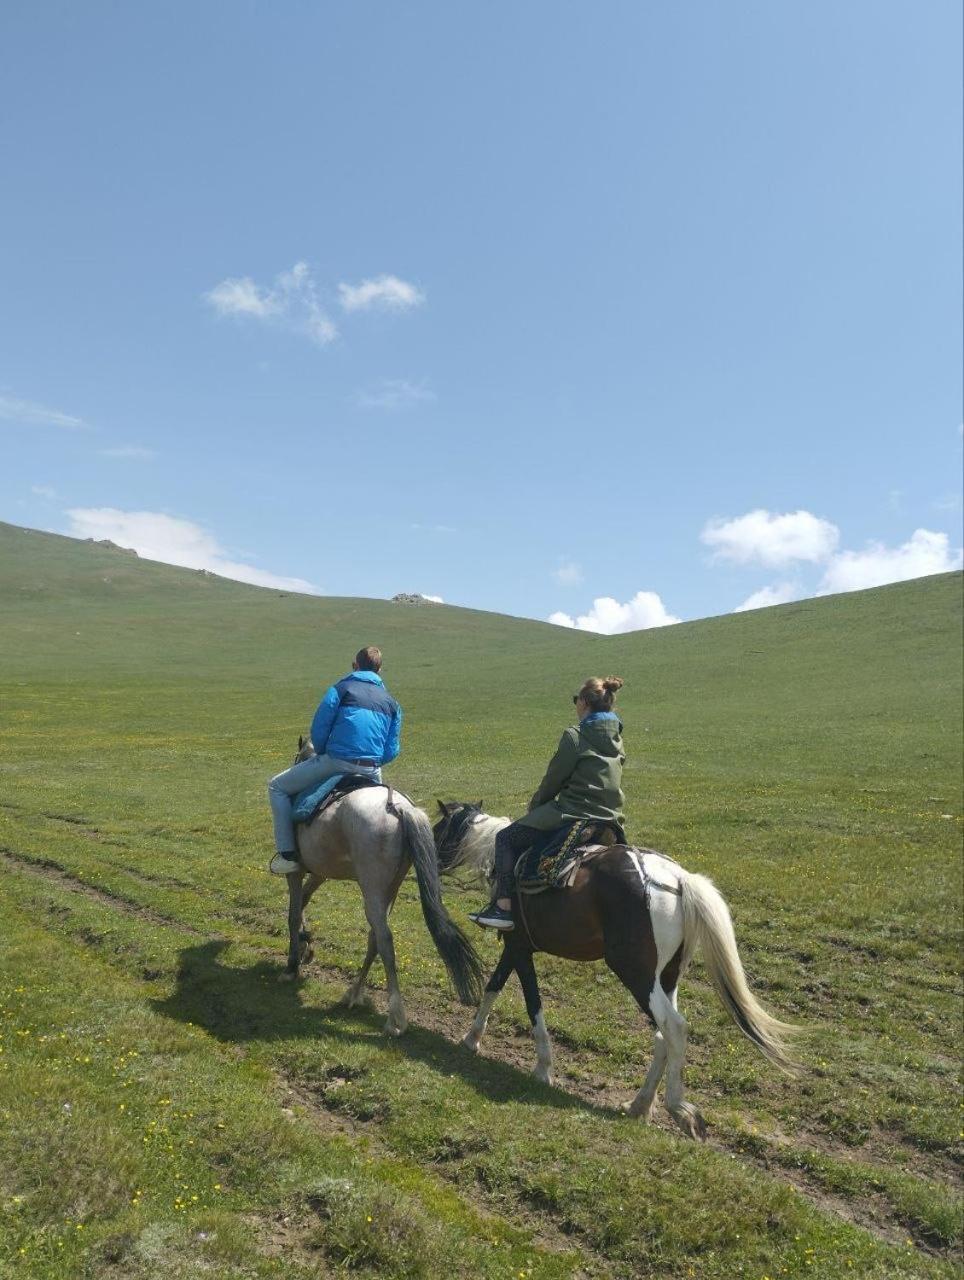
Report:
268,645,402,875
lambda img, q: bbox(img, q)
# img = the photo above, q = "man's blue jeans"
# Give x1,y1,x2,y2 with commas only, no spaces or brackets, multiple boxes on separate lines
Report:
268,753,382,853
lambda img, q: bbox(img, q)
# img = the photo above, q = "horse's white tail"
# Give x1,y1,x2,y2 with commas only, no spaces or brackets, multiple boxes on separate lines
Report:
679,870,800,1073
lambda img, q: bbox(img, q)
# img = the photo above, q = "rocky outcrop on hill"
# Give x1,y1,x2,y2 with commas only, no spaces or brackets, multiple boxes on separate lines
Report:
391,592,440,605
85,539,138,555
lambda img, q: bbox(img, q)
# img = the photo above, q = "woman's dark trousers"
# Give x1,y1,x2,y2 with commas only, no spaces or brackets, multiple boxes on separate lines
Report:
493,821,541,900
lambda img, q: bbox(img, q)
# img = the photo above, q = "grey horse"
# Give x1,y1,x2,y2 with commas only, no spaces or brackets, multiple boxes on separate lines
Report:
280,739,483,1035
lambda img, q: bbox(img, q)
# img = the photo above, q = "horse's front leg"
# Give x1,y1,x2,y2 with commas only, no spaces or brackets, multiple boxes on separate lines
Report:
281,872,305,980
514,950,553,1084
462,943,515,1052
297,873,323,965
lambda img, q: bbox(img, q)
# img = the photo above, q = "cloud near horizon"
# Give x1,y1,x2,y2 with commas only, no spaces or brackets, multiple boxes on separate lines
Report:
817,528,962,595
549,590,681,634
65,508,320,594
702,509,839,567
733,582,802,612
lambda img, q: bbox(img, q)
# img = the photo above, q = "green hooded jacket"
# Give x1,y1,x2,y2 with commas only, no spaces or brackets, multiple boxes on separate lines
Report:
519,712,626,831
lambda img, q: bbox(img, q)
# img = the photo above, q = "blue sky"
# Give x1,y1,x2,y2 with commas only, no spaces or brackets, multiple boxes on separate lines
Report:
2,2,961,631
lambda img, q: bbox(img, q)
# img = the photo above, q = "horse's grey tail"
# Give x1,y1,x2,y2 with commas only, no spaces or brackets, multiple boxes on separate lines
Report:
679,870,800,1074
400,808,484,1007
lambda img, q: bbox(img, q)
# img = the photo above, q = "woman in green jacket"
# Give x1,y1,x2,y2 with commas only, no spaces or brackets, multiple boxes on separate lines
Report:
470,675,625,930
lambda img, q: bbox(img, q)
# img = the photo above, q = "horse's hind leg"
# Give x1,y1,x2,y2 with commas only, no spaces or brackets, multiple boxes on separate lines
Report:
462,944,514,1053
340,929,378,1009
629,1029,667,1122
514,951,553,1084
649,984,705,1140
364,901,407,1036
605,947,705,1139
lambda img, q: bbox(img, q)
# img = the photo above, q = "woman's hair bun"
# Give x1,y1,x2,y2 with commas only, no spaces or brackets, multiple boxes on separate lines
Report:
603,676,624,693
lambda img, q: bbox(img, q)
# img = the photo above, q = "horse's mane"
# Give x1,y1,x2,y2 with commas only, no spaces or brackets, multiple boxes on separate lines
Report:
448,812,510,878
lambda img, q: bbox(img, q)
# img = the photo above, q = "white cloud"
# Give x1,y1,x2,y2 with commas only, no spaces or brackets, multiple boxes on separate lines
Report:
31,485,57,499
552,560,584,586
99,446,156,460
65,508,320,594
702,509,839,566
338,275,425,313
549,591,681,634
411,522,456,534
817,529,963,595
419,593,444,603
733,582,801,613
204,276,280,319
204,261,337,347
356,379,435,410
0,395,85,429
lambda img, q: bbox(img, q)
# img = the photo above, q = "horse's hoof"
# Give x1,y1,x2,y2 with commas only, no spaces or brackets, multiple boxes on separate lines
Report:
670,1104,707,1141
626,1095,657,1121
627,1104,656,1123
298,946,314,965
339,989,372,1009
533,1067,553,1086
382,1019,406,1037
461,1033,481,1053
279,969,298,983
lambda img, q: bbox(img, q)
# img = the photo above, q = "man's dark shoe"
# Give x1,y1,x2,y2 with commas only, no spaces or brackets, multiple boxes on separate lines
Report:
469,902,514,931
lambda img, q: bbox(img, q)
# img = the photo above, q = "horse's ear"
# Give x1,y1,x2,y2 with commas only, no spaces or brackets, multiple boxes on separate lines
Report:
476,800,483,811
298,735,304,751
436,799,449,814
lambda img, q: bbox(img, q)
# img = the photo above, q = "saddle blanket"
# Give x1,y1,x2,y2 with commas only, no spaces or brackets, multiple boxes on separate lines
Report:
515,819,625,895
292,773,382,826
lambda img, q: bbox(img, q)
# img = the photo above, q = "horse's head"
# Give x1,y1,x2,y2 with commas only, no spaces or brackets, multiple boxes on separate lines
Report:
293,734,314,765
433,799,485,871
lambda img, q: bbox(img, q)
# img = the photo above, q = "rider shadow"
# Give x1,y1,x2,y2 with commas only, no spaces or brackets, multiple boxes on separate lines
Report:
152,940,610,1117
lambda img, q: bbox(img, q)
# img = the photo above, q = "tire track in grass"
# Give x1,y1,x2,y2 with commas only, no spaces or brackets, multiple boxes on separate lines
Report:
0,846,205,937
293,956,958,1259
276,1071,612,1280
3,848,955,1266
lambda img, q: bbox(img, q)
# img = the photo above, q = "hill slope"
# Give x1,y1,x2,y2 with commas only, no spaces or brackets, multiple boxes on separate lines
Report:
0,521,961,1279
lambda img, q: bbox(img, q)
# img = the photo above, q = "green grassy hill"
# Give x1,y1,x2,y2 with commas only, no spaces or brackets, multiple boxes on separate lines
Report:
1,520,961,1279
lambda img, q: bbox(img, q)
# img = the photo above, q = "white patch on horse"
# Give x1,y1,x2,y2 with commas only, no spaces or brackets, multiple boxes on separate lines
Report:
533,1009,553,1084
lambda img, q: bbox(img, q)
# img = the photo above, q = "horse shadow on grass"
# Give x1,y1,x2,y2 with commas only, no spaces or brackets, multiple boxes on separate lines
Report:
152,940,612,1117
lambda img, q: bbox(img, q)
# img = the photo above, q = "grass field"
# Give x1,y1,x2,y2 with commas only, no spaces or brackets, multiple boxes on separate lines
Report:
0,519,961,1279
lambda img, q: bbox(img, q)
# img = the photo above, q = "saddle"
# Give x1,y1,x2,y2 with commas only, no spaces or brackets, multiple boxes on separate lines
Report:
292,774,388,827
515,819,626,895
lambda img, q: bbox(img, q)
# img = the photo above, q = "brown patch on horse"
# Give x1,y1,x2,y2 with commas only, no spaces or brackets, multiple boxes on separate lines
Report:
659,942,685,996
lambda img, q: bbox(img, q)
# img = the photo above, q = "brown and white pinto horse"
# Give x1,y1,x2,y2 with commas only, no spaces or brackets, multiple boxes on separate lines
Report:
433,803,799,1138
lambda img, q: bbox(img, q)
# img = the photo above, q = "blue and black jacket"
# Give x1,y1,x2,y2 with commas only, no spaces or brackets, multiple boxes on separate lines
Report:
310,671,402,766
